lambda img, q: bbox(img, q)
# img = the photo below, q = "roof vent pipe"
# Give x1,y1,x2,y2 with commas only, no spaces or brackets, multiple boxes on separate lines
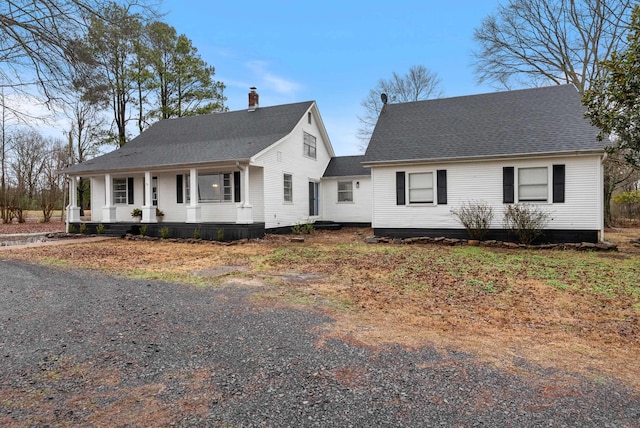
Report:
248,87,259,111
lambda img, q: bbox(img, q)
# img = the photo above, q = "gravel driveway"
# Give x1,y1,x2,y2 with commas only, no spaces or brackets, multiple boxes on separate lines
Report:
1,260,638,427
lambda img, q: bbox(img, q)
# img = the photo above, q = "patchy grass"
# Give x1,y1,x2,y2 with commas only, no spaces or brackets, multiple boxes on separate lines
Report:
3,228,640,390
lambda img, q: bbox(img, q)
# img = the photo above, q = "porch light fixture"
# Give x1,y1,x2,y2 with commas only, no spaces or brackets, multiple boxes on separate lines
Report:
356,181,360,189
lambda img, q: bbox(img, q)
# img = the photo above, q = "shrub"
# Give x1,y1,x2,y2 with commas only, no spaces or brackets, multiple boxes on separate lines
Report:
140,225,148,236
68,224,76,234
217,228,225,242
131,208,142,218
503,204,551,245
79,222,88,234
451,201,494,240
160,226,169,239
292,221,314,235
96,223,105,235
193,228,201,239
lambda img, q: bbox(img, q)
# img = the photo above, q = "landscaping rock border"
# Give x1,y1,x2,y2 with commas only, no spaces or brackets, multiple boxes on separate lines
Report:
366,235,618,251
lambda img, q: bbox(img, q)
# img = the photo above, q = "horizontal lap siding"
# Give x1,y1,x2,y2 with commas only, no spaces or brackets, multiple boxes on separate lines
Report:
90,177,104,222
321,177,372,223
372,155,602,230
256,109,332,229
249,166,265,222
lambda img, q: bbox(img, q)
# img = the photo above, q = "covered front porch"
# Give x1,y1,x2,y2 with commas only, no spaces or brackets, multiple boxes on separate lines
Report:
66,164,263,227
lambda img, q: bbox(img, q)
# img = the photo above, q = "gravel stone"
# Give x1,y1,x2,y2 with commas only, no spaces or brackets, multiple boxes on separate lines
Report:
1,260,638,426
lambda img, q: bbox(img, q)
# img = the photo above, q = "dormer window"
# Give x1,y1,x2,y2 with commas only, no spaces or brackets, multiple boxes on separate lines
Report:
303,132,317,159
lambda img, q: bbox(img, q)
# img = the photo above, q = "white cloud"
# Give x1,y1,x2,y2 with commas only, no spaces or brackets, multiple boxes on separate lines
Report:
245,60,302,97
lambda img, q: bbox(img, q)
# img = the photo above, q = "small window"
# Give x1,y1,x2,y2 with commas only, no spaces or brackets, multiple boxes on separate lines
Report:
518,167,548,202
408,172,433,204
307,112,312,124
152,176,158,206
113,178,127,204
284,173,293,202
337,181,353,202
303,132,316,159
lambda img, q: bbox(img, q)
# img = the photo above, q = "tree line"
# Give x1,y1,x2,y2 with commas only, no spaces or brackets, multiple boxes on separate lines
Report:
1,0,226,222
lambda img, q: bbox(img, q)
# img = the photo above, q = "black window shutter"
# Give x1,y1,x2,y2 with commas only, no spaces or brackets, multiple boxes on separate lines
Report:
437,170,447,205
309,182,315,216
234,171,241,203
176,175,183,203
553,164,565,203
127,177,134,204
396,171,405,205
503,167,514,203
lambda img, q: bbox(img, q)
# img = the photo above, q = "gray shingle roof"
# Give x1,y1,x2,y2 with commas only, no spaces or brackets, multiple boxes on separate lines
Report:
64,101,315,174
323,155,370,177
363,85,606,164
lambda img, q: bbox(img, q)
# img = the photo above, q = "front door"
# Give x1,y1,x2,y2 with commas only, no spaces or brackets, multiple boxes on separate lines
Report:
309,181,319,216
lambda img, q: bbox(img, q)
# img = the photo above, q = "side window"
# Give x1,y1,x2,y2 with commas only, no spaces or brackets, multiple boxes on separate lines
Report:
303,132,317,159
518,167,548,202
337,181,353,202
283,173,293,202
408,172,433,204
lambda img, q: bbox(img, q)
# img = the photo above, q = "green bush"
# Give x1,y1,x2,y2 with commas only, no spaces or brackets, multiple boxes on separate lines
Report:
79,222,88,234
96,223,105,234
193,228,201,239
160,226,169,239
140,225,148,236
292,221,314,235
68,224,76,234
217,228,225,242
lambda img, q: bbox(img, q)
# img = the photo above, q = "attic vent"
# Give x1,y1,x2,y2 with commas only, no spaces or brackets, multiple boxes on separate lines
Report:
248,87,259,111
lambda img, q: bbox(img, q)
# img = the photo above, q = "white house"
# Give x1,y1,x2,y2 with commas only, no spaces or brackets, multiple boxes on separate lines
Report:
321,155,371,226
64,88,342,239
362,85,607,243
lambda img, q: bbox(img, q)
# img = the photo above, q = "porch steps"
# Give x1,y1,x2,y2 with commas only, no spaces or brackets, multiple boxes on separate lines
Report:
313,221,342,231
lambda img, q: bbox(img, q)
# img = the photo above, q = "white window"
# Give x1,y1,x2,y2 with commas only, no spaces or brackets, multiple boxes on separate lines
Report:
518,167,548,202
152,176,158,206
303,132,316,159
408,172,433,203
186,173,232,203
284,173,293,202
113,178,127,204
337,181,353,202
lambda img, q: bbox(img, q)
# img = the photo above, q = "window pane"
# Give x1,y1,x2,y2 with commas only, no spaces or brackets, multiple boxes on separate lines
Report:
113,178,127,204
409,172,432,188
338,181,352,191
519,167,547,185
409,188,433,203
284,174,292,202
519,167,548,201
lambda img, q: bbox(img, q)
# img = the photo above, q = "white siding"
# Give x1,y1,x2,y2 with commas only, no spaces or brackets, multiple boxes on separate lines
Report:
249,166,265,222
255,107,332,229
90,176,104,222
372,154,603,231
321,176,372,223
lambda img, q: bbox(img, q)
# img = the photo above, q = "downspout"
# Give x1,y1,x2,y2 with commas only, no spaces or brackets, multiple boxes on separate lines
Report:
600,151,608,242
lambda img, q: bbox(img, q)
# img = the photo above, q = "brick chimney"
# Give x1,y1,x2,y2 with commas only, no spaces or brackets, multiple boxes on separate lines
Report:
248,87,259,111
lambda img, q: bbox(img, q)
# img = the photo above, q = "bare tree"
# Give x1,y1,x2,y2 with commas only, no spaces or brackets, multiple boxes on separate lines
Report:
10,129,47,202
38,138,67,222
358,65,443,150
473,0,634,93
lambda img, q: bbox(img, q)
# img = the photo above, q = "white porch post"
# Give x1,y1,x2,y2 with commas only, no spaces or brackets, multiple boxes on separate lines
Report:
186,167,201,223
102,173,117,222
236,165,254,224
67,176,81,223
142,171,157,223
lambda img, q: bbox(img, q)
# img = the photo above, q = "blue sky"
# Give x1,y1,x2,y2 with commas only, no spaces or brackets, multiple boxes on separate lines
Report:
161,1,503,155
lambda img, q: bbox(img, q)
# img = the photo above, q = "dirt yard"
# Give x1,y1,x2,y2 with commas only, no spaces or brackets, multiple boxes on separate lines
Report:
2,226,639,392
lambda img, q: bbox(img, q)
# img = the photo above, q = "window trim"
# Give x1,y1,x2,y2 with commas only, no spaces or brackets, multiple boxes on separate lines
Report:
283,173,293,203
407,171,434,205
113,177,128,205
517,166,549,203
185,172,233,203
337,180,354,203
303,132,317,160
